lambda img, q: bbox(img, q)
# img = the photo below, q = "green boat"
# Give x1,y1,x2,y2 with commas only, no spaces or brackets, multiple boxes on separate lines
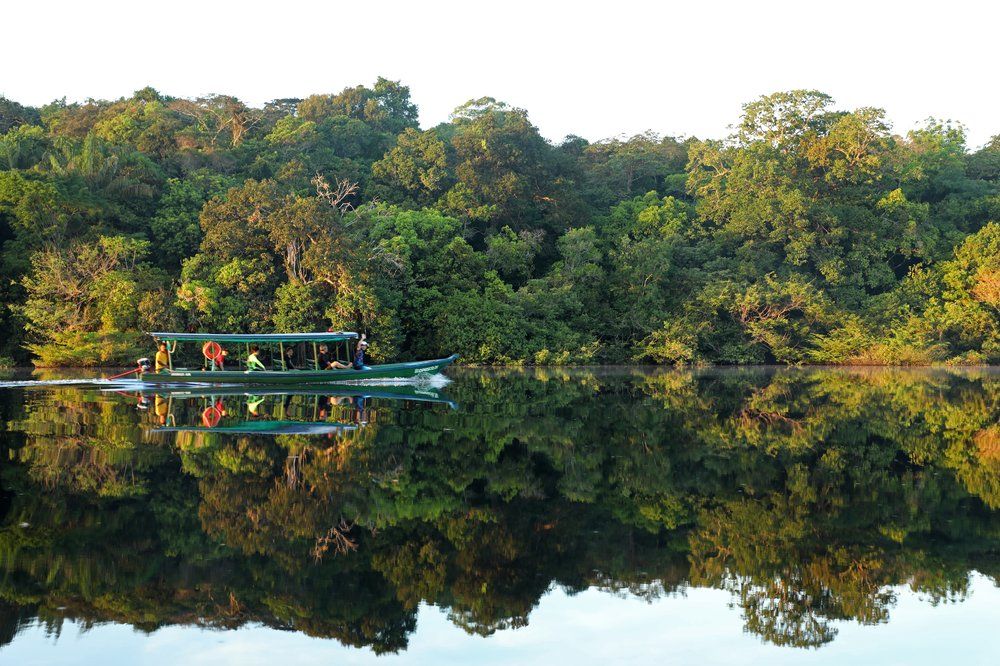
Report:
139,331,458,385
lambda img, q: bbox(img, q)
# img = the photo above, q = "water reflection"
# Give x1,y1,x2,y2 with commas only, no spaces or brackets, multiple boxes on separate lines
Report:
0,368,998,654
125,385,456,434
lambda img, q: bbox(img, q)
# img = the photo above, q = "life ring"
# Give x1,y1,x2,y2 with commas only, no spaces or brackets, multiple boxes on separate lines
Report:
201,405,223,428
202,341,224,364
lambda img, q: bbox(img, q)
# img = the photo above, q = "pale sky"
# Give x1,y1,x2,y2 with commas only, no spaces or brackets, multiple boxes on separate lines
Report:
5,580,1000,664
4,0,998,148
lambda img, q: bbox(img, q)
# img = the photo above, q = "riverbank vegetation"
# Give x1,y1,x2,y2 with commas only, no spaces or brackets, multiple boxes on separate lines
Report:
0,83,997,366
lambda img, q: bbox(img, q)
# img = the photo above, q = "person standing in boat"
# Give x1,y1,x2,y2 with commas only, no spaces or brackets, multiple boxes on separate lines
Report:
352,339,370,369
330,338,369,370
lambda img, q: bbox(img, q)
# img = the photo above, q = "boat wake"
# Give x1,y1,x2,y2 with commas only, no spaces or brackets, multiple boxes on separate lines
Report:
0,378,112,388
0,377,231,390
333,373,452,388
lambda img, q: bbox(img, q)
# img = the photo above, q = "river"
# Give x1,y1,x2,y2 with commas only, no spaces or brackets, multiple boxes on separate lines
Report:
0,367,998,664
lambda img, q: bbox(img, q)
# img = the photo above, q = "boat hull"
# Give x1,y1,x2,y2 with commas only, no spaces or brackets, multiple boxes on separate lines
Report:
138,354,459,385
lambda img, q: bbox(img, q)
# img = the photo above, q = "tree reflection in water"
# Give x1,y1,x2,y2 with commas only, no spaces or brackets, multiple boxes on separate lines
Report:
0,368,998,652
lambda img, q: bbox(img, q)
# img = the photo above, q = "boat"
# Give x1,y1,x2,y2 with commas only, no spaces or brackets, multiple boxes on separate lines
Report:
139,332,458,385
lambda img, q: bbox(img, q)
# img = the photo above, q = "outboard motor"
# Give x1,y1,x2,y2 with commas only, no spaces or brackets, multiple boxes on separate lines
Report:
136,358,152,373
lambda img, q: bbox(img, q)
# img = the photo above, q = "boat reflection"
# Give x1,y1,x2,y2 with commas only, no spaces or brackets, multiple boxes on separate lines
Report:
117,384,457,434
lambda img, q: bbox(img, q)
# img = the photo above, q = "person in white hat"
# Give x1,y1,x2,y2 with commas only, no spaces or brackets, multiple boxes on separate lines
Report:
331,337,369,370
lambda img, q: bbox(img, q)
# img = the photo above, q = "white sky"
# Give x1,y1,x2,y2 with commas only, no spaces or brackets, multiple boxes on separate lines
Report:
3,0,998,148
5,580,1000,664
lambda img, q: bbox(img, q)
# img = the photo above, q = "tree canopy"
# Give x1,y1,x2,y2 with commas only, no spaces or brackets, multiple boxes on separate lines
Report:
0,83,997,366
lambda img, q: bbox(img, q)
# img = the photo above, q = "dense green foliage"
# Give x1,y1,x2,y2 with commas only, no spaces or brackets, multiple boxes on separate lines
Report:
1,369,998,650
0,84,997,365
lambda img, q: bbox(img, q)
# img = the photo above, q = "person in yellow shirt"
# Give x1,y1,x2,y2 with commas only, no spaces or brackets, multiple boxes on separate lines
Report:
154,342,170,373
154,395,169,425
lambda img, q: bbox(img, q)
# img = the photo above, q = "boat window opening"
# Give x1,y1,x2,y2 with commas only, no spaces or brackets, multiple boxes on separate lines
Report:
286,343,304,371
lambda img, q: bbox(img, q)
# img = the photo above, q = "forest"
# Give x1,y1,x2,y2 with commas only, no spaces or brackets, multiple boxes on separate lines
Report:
0,80,998,366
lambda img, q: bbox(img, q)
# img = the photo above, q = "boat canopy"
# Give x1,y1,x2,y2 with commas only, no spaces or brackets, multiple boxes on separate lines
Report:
150,332,359,343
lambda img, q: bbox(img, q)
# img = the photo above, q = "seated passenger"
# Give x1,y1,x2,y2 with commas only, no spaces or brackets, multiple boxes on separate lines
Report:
155,342,170,373
246,345,266,371
317,344,332,369
284,346,297,370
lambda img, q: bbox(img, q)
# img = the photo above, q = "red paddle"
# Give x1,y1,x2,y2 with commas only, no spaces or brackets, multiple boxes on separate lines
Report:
106,366,141,380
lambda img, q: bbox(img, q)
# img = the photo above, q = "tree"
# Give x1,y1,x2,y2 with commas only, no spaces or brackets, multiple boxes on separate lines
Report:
0,82,996,366
514,227,606,362
0,124,48,170
18,235,171,364
149,170,234,268
485,226,541,288
439,98,560,236
47,132,163,207
605,193,693,341
370,128,450,207
173,94,263,148
688,92,945,304
582,132,688,207
737,89,835,148
0,96,41,133
298,77,418,135
901,222,1000,362
967,135,1000,182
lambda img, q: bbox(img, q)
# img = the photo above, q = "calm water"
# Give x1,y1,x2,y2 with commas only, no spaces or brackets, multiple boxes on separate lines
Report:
0,367,998,665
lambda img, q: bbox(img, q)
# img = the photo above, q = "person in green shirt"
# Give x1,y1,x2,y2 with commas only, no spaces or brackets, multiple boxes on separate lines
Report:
246,345,266,371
